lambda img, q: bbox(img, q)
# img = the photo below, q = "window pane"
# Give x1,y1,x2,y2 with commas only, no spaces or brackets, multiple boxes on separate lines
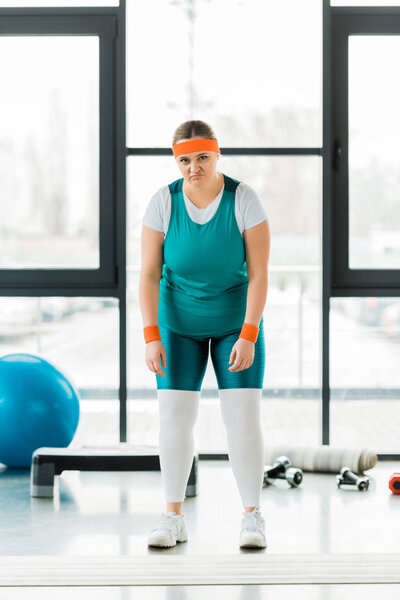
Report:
330,297,400,453
0,36,99,269
349,36,400,269
332,1,400,4
0,297,119,449
127,155,322,449
126,0,322,147
0,1,118,5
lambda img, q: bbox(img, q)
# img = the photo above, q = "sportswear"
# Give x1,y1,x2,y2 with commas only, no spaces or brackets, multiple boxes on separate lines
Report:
143,173,268,338
142,176,268,235
172,138,220,157
147,511,188,548
239,507,267,548
156,322,265,390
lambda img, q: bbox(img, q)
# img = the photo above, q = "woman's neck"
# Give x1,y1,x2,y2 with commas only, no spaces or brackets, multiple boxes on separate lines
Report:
183,171,224,200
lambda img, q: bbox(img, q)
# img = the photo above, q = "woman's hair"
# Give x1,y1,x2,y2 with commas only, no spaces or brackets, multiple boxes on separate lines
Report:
172,120,217,146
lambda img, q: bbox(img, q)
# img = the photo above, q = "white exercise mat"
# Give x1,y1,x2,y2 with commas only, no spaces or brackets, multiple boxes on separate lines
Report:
264,445,378,473
1,554,400,586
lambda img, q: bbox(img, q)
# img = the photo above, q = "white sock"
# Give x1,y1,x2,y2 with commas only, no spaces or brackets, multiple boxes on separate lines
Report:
219,388,265,508
157,389,200,503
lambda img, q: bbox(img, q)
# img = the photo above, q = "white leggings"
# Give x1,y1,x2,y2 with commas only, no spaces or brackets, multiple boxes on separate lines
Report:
158,388,265,507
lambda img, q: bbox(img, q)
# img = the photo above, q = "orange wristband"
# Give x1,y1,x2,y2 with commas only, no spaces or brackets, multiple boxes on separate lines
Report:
239,322,259,343
143,325,161,344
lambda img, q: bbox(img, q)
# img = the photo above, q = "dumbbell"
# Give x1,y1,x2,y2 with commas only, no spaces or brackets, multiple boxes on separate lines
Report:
336,467,370,491
389,473,400,494
263,455,303,488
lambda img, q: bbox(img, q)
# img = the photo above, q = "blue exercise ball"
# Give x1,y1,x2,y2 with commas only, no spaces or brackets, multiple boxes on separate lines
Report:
0,353,80,468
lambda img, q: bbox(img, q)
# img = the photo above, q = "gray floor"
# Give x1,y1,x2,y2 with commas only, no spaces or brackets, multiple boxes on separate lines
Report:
0,460,400,598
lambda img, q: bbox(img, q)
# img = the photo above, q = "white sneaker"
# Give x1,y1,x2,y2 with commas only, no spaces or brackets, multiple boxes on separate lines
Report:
148,512,188,548
239,507,267,548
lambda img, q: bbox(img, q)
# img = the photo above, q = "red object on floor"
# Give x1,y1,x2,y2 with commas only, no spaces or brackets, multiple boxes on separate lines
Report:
388,473,400,494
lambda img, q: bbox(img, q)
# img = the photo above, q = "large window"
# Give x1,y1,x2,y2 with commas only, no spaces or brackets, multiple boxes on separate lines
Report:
331,9,400,289
0,36,99,269
126,0,322,148
0,14,116,286
348,36,400,270
126,0,324,455
330,297,400,452
128,156,322,448
0,296,120,447
1,1,398,459
0,7,120,462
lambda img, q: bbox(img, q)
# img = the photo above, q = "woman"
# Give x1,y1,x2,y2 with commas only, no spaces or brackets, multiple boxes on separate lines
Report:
139,120,270,549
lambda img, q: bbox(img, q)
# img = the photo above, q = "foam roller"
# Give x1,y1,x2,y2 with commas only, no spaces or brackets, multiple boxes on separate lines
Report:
264,445,377,474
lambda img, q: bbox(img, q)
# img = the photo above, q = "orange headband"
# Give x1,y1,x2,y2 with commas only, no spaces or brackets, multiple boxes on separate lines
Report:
172,138,220,158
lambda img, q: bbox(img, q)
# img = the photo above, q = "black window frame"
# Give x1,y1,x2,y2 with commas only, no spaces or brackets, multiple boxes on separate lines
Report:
331,6,400,295
0,11,117,288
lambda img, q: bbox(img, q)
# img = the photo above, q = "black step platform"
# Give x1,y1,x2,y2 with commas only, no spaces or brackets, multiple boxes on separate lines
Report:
30,445,198,499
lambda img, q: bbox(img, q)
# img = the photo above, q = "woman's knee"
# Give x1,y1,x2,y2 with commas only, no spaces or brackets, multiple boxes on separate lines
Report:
158,389,200,429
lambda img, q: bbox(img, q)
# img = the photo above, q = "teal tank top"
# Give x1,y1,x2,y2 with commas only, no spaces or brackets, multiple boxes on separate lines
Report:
158,172,249,338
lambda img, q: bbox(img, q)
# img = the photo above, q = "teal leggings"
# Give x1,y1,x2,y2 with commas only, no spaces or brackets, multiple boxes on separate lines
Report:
156,316,265,391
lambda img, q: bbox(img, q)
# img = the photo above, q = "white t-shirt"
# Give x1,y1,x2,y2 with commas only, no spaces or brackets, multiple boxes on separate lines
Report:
142,179,268,236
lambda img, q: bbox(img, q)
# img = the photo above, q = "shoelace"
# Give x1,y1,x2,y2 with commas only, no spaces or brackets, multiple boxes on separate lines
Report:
241,508,265,534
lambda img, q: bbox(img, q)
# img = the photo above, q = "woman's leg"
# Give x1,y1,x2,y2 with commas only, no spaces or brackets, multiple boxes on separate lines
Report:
218,387,264,509
158,389,200,511
211,318,266,509
155,326,209,513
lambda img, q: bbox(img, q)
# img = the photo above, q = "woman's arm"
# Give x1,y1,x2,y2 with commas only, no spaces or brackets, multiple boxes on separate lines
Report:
139,225,164,327
242,219,271,328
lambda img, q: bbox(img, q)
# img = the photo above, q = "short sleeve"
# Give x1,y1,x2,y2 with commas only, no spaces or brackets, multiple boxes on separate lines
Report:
240,183,268,231
142,188,164,233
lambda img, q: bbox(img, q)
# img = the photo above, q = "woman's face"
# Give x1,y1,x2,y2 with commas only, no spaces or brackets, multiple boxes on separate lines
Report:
174,136,220,186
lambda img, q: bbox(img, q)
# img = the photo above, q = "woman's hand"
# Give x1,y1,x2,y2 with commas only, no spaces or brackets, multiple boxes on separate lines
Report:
228,338,255,372
145,340,167,377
